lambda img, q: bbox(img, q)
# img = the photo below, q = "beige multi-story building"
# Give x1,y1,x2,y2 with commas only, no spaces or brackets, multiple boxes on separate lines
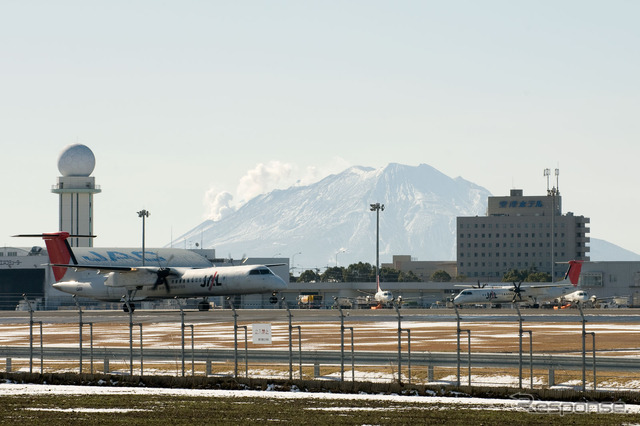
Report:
382,255,457,282
457,189,590,281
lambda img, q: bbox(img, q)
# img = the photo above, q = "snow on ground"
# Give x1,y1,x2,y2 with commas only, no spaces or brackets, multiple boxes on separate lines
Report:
1,382,639,415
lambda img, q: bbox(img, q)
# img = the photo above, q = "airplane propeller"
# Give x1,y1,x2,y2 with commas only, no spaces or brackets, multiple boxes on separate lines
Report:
153,268,172,293
510,281,524,303
473,280,487,289
152,255,174,293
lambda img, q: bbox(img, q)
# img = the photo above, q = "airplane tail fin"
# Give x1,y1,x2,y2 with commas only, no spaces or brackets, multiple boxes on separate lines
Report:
560,260,583,286
14,232,83,281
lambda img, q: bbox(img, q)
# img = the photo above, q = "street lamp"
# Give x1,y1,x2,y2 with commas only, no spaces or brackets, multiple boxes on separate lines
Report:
137,209,150,266
370,203,384,287
291,252,302,274
336,248,346,267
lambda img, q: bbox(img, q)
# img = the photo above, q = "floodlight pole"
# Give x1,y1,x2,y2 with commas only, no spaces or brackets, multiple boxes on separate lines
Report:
137,209,150,266
370,203,384,287
336,248,346,267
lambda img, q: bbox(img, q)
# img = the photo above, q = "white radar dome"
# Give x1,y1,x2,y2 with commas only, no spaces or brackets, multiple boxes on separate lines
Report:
57,144,96,177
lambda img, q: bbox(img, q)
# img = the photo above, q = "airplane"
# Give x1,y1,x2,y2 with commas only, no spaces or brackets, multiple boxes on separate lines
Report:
331,278,397,310
373,279,396,309
16,232,287,312
551,289,590,309
357,279,396,309
453,260,583,307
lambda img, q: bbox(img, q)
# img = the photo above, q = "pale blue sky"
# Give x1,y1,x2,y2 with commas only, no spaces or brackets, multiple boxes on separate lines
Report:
2,1,639,256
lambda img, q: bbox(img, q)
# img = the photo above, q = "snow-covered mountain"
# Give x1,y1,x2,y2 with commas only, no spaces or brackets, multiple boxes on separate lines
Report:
171,163,490,268
589,238,640,261
170,163,638,269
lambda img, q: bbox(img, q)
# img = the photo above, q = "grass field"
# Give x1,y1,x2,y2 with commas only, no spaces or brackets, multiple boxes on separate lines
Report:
2,392,640,425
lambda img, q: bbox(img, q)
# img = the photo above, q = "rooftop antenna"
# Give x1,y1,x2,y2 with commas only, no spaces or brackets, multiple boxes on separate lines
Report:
543,168,551,194
544,167,560,281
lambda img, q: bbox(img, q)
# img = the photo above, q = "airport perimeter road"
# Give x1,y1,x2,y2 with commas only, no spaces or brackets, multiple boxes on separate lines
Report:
2,307,640,325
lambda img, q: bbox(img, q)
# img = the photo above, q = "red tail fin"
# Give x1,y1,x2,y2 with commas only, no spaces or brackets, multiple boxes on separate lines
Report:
563,260,583,286
41,232,76,281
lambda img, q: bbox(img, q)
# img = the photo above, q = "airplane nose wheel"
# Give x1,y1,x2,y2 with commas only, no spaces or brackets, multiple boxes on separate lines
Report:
197,300,210,311
123,302,135,313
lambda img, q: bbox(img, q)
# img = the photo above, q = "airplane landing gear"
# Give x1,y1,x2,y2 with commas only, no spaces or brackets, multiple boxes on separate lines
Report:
123,302,135,313
197,300,210,311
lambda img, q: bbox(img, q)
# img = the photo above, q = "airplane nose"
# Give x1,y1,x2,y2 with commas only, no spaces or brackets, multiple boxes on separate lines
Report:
52,282,71,293
52,281,81,294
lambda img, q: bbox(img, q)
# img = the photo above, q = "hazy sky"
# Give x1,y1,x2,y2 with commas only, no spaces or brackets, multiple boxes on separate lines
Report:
2,1,639,257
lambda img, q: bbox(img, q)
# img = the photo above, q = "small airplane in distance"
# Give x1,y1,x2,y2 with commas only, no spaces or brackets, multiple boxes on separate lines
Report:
453,260,583,307
16,232,287,312
364,279,395,309
372,279,395,309
333,278,397,309
550,289,590,309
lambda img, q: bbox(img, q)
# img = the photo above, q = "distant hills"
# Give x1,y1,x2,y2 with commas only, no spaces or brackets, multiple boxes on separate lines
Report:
171,163,638,268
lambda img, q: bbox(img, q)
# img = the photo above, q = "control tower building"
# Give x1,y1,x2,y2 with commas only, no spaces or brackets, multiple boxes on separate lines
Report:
51,144,101,247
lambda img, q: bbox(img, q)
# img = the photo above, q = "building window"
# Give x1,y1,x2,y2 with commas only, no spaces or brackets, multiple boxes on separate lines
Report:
581,272,603,287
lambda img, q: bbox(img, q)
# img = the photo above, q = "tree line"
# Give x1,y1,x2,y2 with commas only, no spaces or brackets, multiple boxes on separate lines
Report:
291,262,552,284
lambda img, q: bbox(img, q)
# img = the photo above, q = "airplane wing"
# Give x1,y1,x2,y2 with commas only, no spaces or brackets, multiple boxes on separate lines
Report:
50,264,188,274
50,263,183,291
525,283,575,288
51,263,137,272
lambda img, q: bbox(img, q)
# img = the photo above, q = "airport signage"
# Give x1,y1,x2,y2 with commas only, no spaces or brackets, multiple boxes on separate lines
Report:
252,323,272,345
498,200,544,209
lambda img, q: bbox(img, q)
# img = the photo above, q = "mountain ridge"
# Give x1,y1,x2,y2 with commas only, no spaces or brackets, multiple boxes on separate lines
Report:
171,163,638,268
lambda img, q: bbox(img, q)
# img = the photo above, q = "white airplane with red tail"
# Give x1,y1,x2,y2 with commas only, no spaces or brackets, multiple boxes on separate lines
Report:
453,260,583,307
16,232,287,312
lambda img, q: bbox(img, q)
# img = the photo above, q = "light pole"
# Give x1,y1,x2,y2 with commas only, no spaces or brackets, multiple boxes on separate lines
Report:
335,248,346,267
291,252,302,275
137,209,150,266
370,203,384,287
544,168,560,280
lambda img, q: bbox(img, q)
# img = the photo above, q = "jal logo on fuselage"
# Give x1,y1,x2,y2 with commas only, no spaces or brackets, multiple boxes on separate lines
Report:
200,272,222,290
81,251,167,263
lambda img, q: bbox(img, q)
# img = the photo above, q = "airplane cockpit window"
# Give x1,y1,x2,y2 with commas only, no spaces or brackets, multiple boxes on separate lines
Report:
249,267,274,275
